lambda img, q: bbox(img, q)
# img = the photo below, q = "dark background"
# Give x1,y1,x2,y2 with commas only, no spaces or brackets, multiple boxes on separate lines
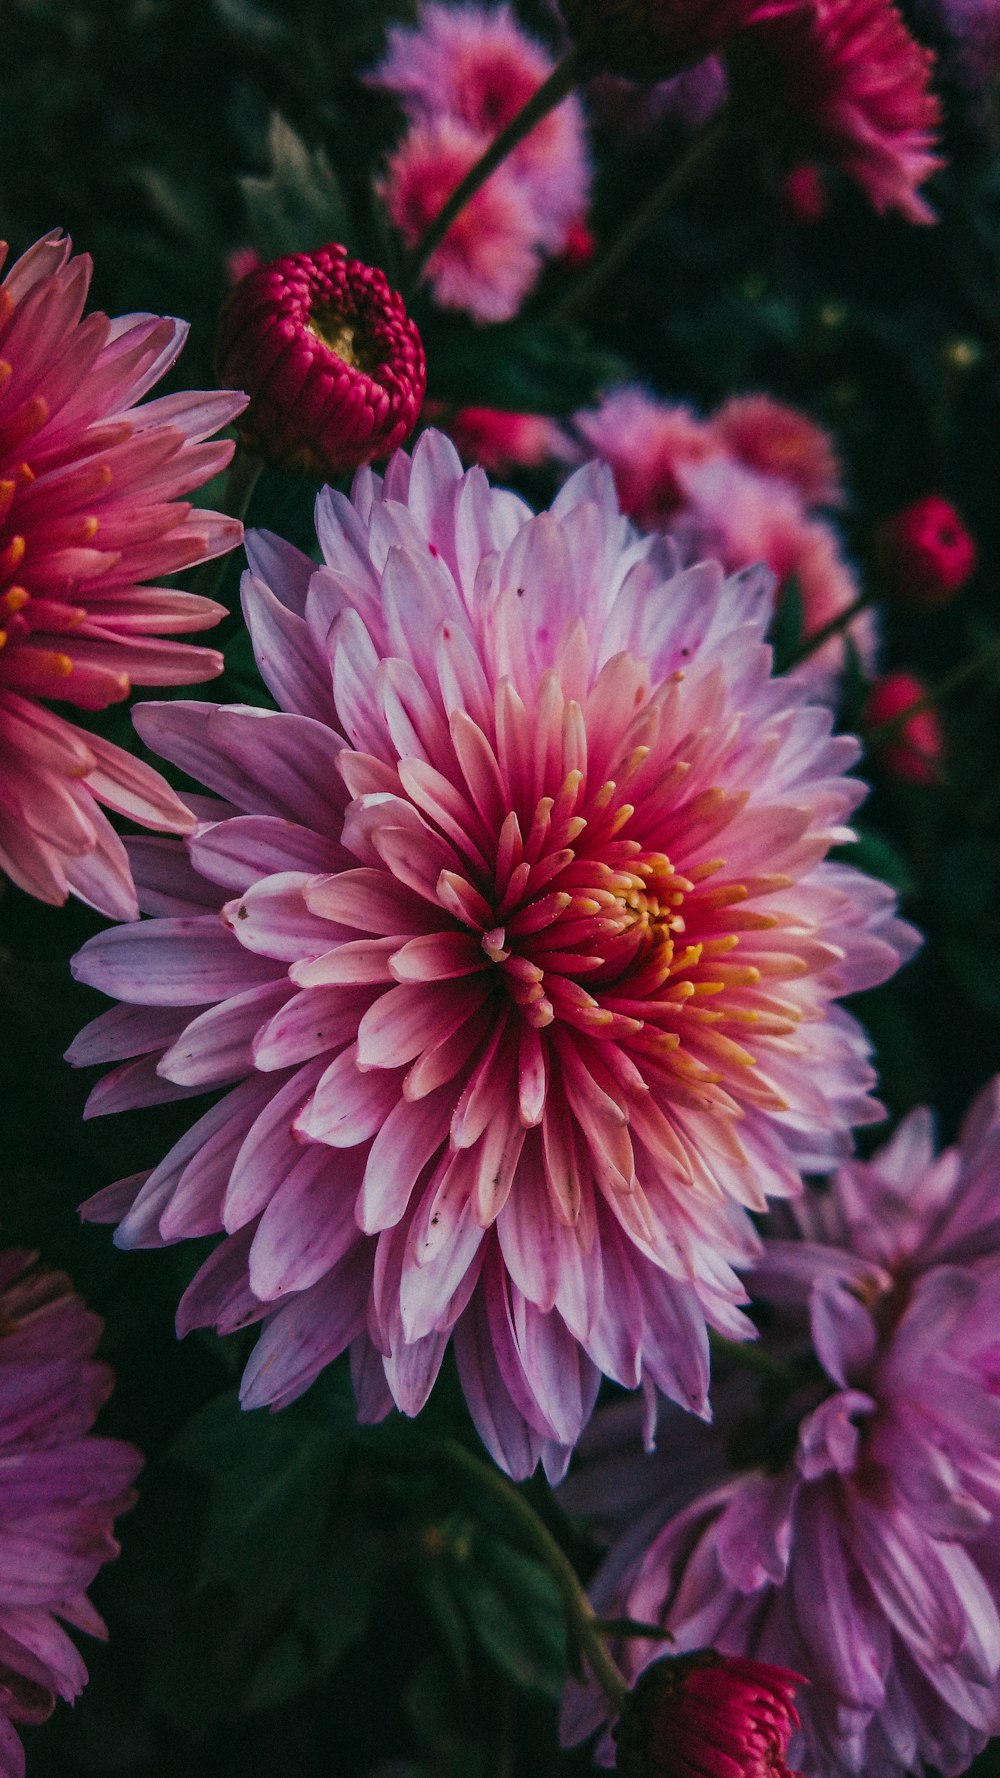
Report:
3,1,1000,1772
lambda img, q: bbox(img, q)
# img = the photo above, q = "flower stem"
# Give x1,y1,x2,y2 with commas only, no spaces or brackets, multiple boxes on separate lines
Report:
404,52,582,293
550,113,729,326
865,633,1000,746
428,1434,630,1712
782,592,871,670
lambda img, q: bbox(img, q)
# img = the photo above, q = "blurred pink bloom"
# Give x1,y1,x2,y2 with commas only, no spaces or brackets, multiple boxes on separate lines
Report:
615,1650,805,1778
69,431,916,1480
369,2,591,255
0,232,247,915
224,246,262,287
875,493,977,609
781,161,829,223
710,394,843,508
569,387,869,687
864,670,943,785
562,1084,1000,1775
427,403,563,474
733,0,943,224
380,117,545,323
0,1249,141,1778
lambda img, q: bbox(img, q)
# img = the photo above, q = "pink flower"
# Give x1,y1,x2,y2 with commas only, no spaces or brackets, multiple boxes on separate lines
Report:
427,403,562,474
380,117,545,323
569,388,869,687
215,244,426,478
875,494,977,609
368,3,591,254
0,232,248,916
68,431,916,1481
864,671,943,785
616,1651,805,1778
561,1083,1000,1775
710,395,843,508
0,1248,141,1778
732,0,944,224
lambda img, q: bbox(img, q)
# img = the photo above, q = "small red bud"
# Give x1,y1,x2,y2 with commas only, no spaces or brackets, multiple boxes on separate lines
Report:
614,1651,805,1778
781,162,827,225
875,495,977,609
864,671,944,785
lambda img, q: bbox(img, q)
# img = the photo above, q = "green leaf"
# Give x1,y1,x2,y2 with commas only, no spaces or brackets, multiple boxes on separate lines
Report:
769,574,804,674
241,113,350,261
420,316,628,415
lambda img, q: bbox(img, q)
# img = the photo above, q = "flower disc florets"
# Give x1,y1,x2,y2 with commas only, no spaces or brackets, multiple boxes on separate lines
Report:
216,243,426,478
69,431,917,1481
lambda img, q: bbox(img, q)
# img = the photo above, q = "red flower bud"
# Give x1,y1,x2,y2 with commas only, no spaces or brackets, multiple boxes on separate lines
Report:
781,162,827,225
875,495,977,609
557,0,755,80
614,1651,805,1778
215,243,426,478
864,671,944,784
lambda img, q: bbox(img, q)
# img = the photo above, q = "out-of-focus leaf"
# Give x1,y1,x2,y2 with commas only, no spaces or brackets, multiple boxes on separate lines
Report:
421,316,628,415
240,113,351,261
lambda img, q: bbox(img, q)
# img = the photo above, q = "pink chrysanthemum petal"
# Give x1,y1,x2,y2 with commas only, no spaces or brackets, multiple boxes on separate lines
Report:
69,430,918,1478
0,232,247,915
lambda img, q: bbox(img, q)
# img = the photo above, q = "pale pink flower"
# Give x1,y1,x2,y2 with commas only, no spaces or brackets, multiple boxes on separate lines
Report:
732,0,944,224
0,1249,141,1778
68,431,916,1480
368,2,591,253
561,1082,1000,1775
0,232,248,916
569,388,869,687
379,117,544,323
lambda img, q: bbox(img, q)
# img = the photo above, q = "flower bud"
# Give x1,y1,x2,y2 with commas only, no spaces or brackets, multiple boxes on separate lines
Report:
875,494,977,608
614,1651,805,1778
864,671,944,784
557,0,754,81
215,243,426,478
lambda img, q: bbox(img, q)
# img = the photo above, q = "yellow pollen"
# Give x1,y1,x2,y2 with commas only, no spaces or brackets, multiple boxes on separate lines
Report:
0,631,6,651
0,360,10,389
699,935,740,957
0,535,26,575
306,306,381,373
1,586,28,615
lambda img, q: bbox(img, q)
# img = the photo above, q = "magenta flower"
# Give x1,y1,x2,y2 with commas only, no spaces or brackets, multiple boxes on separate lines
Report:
615,1651,805,1778
0,231,248,916
561,1081,1000,1775
68,431,916,1480
731,0,943,224
0,1248,141,1778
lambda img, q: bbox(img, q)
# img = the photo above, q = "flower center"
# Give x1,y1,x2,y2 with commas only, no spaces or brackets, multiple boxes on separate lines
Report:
306,305,382,375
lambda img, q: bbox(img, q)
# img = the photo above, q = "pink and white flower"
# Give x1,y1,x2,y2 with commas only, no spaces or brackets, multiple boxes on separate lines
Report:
0,1249,141,1778
0,232,247,916
561,1082,1000,1775
68,430,916,1480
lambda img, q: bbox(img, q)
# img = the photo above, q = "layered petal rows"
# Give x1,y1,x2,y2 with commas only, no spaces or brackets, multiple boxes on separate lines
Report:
70,430,917,1478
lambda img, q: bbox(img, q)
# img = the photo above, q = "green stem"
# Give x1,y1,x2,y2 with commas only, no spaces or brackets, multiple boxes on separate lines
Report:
551,113,729,326
782,592,871,670
865,633,1000,746
191,445,261,604
709,1331,799,1384
404,52,582,294
429,1434,630,1712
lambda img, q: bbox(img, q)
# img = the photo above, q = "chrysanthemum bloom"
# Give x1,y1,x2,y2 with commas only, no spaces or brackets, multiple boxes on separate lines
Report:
0,1247,141,1778
558,0,755,80
710,396,842,508
215,243,426,479
864,671,943,784
69,430,917,1480
729,0,943,224
875,494,976,608
368,3,591,255
615,1652,805,1778
569,389,868,687
0,232,247,916
562,1084,1000,1774
379,118,544,324
430,404,562,475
